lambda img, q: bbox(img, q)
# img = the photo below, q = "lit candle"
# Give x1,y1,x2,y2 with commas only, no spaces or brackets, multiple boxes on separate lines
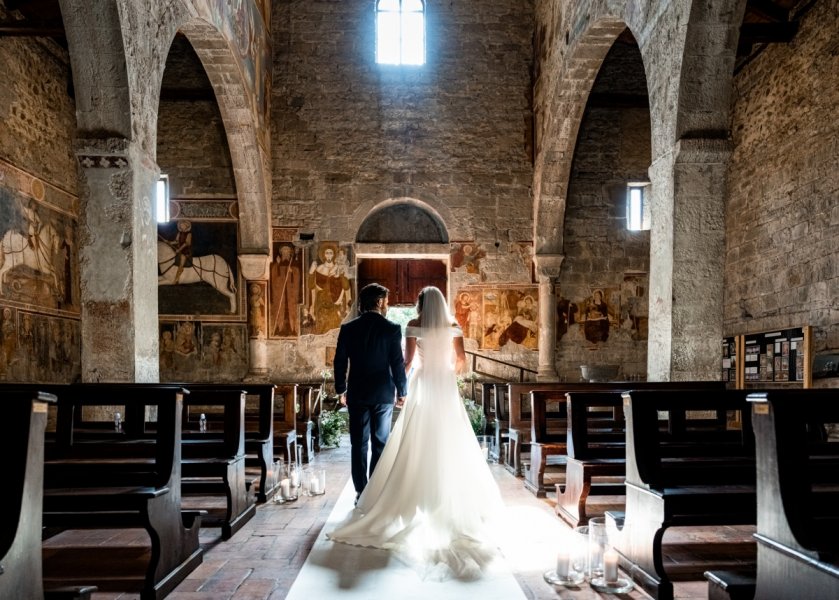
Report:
280,478,291,499
556,549,570,578
604,549,619,583
290,469,300,488
309,474,321,495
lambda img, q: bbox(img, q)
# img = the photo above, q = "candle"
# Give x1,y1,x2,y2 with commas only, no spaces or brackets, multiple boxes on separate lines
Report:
604,549,619,583
280,478,291,499
290,469,300,488
556,549,570,578
309,474,321,495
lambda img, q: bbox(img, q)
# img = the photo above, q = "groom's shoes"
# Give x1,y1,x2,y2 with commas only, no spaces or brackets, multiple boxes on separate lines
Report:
354,492,361,506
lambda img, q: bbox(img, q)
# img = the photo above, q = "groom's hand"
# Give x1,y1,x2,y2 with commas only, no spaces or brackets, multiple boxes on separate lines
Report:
395,396,406,408
338,392,347,406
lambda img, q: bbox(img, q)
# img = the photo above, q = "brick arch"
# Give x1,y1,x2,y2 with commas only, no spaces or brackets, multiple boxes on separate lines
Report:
352,197,452,244
676,0,749,139
58,0,131,137
533,16,629,256
173,19,271,253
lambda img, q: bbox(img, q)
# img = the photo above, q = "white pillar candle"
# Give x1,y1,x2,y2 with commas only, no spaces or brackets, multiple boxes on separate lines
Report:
604,549,619,583
290,469,300,488
556,549,570,578
309,474,320,494
280,478,291,499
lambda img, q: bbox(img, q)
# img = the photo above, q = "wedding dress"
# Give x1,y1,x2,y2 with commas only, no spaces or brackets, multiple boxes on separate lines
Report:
328,290,504,581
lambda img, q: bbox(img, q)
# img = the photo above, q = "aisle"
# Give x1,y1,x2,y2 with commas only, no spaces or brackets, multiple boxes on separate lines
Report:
285,479,528,600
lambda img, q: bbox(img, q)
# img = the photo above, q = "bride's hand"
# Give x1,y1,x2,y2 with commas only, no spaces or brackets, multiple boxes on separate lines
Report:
454,357,466,375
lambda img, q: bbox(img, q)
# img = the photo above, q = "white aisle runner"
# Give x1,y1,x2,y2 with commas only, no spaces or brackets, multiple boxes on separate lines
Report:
285,480,529,600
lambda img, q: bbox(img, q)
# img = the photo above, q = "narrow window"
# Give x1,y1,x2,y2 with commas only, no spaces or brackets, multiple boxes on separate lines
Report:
376,0,425,66
156,175,170,223
626,182,650,231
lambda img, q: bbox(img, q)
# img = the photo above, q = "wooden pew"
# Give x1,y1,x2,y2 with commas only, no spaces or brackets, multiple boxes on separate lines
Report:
180,388,256,539
707,390,839,600
523,389,568,496
295,382,320,462
174,382,277,503
609,388,755,600
554,390,626,524
273,383,299,468
0,389,98,600
41,384,203,600
482,381,509,463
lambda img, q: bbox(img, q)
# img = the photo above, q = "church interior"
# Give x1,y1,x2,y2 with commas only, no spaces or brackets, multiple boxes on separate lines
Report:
0,0,837,598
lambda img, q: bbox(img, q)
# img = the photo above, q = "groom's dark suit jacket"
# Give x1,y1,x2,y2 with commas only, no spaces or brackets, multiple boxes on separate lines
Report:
333,311,408,405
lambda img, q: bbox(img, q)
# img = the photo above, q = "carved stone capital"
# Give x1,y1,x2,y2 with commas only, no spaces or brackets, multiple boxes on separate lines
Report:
533,253,564,281
238,253,271,281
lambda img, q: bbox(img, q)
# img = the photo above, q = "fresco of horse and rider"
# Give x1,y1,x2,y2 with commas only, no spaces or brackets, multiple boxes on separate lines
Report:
0,162,81,383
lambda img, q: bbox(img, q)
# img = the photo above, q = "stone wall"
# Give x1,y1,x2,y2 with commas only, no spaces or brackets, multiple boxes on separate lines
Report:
269,0,535,380
725,0,839,382
0,10,80,384
558,39,651,382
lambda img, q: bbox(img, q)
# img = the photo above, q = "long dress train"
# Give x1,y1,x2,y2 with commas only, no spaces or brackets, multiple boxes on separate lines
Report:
327,325,504,580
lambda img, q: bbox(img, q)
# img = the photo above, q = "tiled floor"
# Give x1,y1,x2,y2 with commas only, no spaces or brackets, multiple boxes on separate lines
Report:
46,438,753,599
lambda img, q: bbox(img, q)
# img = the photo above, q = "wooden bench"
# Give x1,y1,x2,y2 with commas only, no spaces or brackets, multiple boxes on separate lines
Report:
523,389,569,496
273,383,299,468
512,381,727,489
0,389,99,600
481,381,509,464
180,388,256,539
175,382,277,503
609,388,755,600
554,390,626,524
705,389,839,600
295,382,320,462
41,384,203,600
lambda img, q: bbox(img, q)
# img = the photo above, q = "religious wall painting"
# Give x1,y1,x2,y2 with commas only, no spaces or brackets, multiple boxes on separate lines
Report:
581,287,620,344
160,320,247,382
450,242,486,274
157,219,241,317
480,286,539,350
268,230,304,338
556,288,578,342
302,241,354,335
248,281,267,339
325,346,336,368
454,288,482,343
620,272,648,341
0,182,80,315
0,306,80,382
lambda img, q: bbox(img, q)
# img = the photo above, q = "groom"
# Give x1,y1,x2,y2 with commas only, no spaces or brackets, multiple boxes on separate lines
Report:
333,283,408,501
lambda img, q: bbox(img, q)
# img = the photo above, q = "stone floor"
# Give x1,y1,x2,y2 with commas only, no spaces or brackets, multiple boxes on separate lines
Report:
46,437,755,599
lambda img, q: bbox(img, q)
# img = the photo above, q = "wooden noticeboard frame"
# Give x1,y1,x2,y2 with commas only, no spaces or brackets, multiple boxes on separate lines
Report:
722,326,812,389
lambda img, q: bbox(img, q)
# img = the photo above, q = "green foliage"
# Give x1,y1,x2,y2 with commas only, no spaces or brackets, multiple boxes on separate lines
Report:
463,398,486,437
319,409,348,447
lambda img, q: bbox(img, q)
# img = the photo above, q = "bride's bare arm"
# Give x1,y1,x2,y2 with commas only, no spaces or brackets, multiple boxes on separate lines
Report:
404,336,417,373
453,335,466,374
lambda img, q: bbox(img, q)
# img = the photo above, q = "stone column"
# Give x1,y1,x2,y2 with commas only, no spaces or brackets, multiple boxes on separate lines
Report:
533,254,564,382
76,138,159,382
239,253,271,380
647,138,731,381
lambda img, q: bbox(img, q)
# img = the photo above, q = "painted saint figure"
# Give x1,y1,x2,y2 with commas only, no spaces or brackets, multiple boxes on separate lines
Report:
270,245,301,337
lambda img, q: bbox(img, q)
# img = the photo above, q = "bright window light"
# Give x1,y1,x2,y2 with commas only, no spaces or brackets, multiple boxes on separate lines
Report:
156,175,169,223
627,182,650,231
376,0,425,66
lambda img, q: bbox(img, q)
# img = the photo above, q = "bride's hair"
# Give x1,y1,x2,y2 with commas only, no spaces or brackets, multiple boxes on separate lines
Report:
416,286,456,330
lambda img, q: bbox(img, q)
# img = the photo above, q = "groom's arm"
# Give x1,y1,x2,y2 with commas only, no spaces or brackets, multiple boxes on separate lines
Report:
333,324,349,400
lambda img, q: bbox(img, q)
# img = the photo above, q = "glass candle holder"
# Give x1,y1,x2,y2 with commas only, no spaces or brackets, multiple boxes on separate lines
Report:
476,435,493,462
543,531,586,587
277,462,299,503
588,517,608,579
305,467,326,496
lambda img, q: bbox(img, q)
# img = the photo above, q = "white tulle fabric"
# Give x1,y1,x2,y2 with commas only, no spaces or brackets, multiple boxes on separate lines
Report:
328,304,504,580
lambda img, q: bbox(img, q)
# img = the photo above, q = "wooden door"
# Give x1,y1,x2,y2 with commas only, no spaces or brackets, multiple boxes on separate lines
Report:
357,259,447,305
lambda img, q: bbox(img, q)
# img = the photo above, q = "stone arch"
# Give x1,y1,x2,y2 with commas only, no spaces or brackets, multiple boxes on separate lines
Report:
533,16,631,255
676,0,749,139
174,18,271,253
354,198,450,244
58,0,131,138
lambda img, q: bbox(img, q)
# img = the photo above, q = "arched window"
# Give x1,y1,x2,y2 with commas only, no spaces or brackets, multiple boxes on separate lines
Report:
376,0,425,66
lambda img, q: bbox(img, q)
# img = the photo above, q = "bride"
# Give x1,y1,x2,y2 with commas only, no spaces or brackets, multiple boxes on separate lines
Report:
328,286,504,580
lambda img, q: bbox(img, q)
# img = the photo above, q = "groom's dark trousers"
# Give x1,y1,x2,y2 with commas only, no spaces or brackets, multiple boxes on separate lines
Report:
333,310,408,495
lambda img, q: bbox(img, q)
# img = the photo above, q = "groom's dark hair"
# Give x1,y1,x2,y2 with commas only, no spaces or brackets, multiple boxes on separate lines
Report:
359,283,389,312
